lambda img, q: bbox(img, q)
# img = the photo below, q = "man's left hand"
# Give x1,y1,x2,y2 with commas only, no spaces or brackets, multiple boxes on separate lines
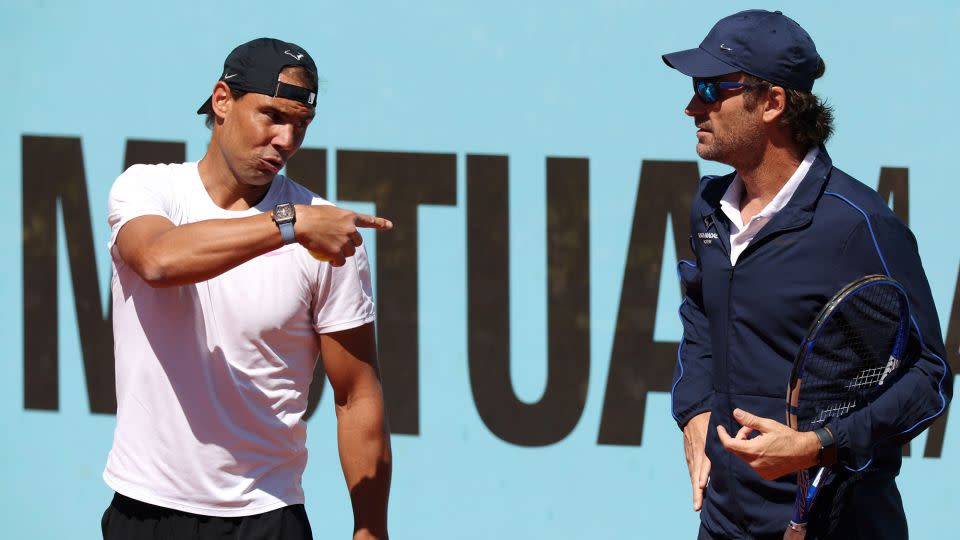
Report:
717,408,821,480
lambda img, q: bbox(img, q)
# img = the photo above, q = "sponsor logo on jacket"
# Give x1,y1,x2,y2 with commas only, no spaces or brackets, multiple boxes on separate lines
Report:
698,231,719,245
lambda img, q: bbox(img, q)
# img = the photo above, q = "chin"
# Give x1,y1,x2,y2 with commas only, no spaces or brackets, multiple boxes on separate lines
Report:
695,144,714,160
245,171,276,187
696,147,730,165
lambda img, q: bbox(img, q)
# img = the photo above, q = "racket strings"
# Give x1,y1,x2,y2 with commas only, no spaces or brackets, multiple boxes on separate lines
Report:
812,402,856,425
797,283,907,432
845,365,887,389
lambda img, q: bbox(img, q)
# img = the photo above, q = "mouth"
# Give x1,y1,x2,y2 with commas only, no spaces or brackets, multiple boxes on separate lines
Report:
258,157,283,174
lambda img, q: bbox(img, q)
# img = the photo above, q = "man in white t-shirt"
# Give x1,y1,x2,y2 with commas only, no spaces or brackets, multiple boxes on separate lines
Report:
101,37,393,540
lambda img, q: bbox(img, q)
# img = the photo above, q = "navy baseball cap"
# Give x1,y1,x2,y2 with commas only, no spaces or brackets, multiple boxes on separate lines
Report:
662,10,821,92
197,37,319,115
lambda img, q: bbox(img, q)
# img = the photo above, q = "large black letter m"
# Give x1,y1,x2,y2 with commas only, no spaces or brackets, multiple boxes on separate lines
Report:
22,136,185,413
23,135,116,413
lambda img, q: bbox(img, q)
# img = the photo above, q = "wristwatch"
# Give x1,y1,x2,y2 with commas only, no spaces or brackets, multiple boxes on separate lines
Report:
272,203,296,245
813,426,837,467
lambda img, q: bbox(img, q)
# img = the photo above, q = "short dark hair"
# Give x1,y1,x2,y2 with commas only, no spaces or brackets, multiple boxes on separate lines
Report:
203,65,318,130
743,59,834,149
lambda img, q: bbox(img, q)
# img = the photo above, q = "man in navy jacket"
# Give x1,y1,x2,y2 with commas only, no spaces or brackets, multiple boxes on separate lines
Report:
664,10,952,539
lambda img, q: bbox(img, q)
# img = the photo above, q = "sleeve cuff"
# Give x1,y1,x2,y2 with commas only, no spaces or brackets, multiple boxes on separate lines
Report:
674,396,714,431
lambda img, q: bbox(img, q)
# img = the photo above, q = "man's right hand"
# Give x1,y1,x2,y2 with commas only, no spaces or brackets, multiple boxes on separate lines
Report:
683,411,711,512
295,204,393,266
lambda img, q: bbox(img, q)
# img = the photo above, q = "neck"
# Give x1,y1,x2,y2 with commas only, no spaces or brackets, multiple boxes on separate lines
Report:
197,136,273,211
734,140,808,208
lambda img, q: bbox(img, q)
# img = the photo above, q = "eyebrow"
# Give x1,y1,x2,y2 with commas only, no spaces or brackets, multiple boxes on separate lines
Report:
262,104,315,122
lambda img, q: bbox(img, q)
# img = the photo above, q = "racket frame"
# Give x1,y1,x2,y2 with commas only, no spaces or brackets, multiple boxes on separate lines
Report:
784,274,911,532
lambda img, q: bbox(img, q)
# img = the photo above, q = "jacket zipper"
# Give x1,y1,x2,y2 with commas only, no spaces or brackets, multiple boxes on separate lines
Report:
725,220,808,533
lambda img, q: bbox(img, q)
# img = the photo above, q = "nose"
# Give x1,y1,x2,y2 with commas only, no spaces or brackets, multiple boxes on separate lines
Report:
684,94,705,117
273,123,296,151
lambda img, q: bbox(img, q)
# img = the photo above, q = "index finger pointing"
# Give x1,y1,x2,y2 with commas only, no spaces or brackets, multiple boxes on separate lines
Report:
354,214,393,230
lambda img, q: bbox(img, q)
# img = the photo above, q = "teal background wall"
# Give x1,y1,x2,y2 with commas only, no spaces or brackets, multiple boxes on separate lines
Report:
2,1,958,538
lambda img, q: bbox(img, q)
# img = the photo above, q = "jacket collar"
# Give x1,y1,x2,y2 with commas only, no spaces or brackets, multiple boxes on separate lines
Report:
699,145,834,222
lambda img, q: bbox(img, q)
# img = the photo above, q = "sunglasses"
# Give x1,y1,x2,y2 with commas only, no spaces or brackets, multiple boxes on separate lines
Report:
693,79,756,104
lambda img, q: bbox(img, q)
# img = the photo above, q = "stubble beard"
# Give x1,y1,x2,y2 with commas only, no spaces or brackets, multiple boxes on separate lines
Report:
695,113,765,170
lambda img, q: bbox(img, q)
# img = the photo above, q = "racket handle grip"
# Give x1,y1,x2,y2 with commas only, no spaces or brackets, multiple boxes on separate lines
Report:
783,522,807,540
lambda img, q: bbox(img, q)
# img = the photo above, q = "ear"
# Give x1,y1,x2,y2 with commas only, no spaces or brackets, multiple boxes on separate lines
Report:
210,81,234,123
761,85,787,124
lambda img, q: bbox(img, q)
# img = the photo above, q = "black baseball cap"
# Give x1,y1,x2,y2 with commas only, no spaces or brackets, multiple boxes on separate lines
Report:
197,37,319,115
662,10,821,92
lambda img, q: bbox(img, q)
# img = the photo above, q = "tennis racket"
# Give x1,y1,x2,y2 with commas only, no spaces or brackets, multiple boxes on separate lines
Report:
783,275,911,539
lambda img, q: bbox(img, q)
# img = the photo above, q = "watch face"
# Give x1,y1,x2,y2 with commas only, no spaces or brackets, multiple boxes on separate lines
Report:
274,203,295,223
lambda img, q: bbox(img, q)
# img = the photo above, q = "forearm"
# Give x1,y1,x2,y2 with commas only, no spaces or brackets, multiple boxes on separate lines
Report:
674,298,714,427
336,392,392,539
830,358,951,467
124,213,282,287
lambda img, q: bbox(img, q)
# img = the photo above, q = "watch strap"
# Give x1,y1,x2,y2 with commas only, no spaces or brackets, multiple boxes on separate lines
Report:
278,221,295,245
814,426,837,467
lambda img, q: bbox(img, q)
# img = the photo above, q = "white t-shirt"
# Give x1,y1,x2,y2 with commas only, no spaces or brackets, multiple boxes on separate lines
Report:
719,147,819,265
102,162,376,517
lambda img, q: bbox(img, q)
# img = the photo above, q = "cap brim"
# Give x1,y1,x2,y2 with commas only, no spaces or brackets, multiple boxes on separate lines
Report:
662,47,739,78
197,97,213,115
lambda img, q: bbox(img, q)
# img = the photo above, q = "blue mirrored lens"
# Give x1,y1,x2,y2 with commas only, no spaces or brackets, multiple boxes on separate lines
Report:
695,80,718,103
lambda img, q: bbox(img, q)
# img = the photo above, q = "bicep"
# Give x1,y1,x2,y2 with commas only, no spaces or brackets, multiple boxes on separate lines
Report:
115,215,176,273
318,322,382,405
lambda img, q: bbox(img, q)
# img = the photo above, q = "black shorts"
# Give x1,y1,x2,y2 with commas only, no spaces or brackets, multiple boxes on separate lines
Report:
101,492,313,540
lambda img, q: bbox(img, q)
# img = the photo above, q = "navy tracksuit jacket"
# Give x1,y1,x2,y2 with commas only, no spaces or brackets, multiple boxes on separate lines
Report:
672,148,953,539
